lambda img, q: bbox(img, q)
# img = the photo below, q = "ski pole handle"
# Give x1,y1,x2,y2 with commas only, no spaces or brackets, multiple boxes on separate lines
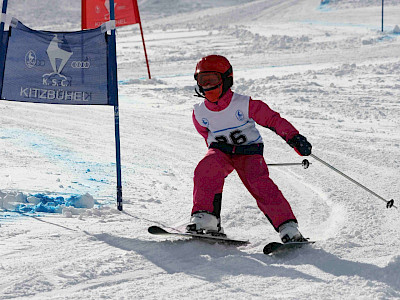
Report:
267,159,310,169
310,154,397,209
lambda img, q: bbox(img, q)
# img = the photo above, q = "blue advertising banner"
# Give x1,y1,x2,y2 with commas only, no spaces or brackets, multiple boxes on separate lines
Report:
1,21,114,105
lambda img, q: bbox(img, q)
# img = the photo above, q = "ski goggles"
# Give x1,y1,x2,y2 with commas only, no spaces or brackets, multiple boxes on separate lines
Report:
196,72,222,87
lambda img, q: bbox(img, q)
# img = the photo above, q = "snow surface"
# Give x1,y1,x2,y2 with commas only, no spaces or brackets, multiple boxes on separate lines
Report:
1,0,400,299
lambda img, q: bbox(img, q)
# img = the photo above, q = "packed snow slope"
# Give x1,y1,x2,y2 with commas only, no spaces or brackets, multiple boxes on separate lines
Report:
1,0,400,299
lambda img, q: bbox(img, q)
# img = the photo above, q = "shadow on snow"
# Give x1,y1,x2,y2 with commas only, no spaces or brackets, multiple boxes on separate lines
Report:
88,232,400,292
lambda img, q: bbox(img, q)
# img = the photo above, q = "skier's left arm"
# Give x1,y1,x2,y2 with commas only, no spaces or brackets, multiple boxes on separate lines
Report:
249,99,312,156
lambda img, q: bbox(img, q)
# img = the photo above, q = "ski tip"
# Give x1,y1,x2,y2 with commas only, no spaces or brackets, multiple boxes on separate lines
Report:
148,226,169,235
263,242,282,255
263,241,315,255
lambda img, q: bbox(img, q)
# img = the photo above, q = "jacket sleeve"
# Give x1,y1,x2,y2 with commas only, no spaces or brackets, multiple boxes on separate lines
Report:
249,99,299,142
192,110,209,146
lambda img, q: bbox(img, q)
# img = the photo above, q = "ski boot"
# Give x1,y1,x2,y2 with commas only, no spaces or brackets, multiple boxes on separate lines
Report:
279,221,308,243
186,211,225,237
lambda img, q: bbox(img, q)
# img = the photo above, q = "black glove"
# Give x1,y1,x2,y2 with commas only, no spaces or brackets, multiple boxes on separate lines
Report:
288,134,312,156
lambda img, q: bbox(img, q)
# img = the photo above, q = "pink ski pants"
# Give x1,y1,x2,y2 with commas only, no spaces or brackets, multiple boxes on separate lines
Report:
192,148,297,231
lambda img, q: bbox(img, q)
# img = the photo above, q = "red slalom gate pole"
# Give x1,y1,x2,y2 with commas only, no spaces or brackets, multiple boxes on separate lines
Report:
139,22,151,79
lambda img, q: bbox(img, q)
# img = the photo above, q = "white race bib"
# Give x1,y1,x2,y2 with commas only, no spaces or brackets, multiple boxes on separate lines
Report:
194,93,263,146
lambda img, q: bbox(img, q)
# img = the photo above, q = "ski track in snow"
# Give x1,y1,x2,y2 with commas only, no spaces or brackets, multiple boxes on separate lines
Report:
1,0,400,299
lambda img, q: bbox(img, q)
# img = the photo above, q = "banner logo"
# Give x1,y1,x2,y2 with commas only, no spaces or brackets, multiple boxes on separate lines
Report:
71,60,91,69
25,50,45,68
104,0,118,14
46,34,73,75
42,34,73,87
25,50,37,68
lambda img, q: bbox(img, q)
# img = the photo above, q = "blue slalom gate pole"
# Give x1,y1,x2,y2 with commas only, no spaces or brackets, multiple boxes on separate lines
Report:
0,0,9,62
109,0,123,211
0,0,8,32
382,0,384,32
0,0,8,97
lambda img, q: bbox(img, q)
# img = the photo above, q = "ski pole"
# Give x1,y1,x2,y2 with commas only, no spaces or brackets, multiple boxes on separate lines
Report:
267,159,310,169
310,154,396,209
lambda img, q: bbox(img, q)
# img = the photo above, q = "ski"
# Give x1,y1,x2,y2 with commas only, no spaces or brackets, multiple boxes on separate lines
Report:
263,241,315,255
148,225,249,246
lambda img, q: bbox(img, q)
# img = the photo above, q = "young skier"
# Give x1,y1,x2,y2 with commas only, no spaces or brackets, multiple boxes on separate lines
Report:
187,55,312,243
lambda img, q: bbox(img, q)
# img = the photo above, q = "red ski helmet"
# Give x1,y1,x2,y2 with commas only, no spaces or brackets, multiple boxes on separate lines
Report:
194,55,233,102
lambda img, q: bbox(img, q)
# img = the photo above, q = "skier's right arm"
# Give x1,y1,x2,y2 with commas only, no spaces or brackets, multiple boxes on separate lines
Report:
192,111,209,146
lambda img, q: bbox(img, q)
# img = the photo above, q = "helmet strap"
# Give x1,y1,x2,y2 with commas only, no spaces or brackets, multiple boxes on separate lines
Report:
194,86,205,98
222,66,233,79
